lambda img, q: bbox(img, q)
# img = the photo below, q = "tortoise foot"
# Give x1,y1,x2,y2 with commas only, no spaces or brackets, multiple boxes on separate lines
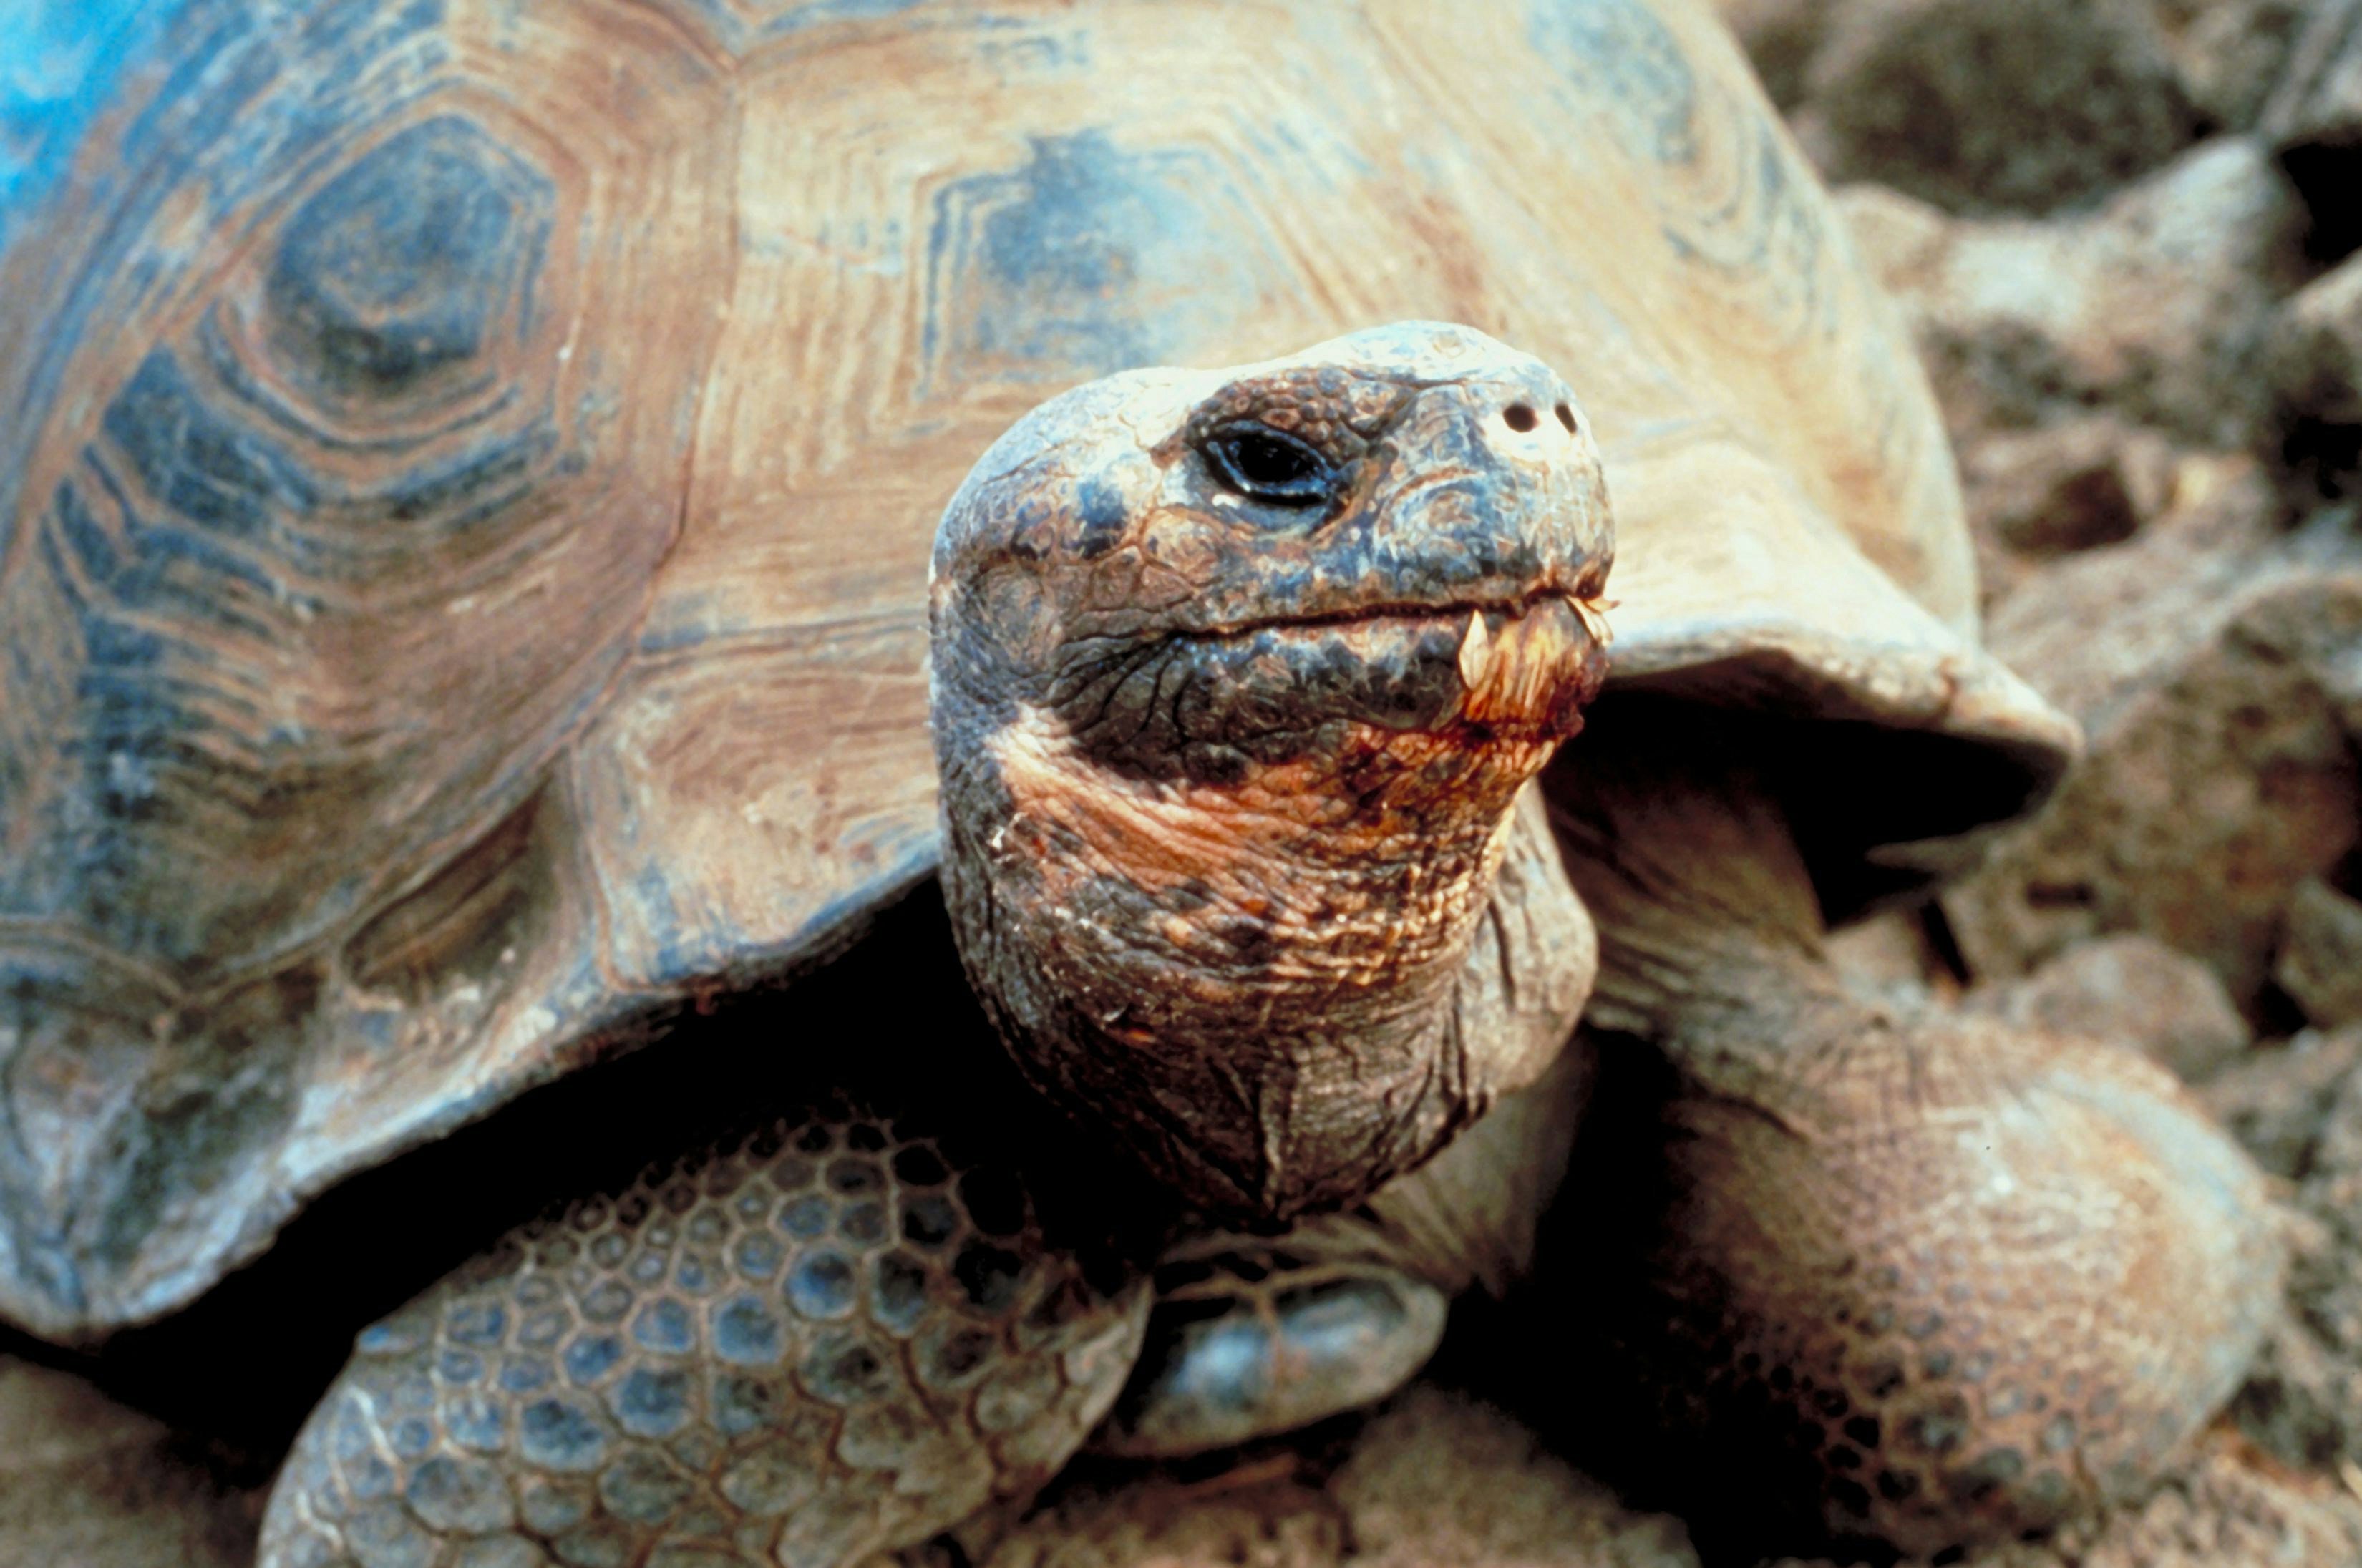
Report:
257,1094,1148,1568
1091,1227,1449,1460
1578,1003,2281,1559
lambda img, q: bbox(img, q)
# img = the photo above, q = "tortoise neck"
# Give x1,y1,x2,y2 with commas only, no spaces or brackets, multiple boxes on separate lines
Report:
933,698,1586,1222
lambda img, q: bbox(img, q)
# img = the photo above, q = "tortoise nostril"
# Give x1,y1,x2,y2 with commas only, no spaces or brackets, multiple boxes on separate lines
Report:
1555,402,1577,433
1502,404,1538,433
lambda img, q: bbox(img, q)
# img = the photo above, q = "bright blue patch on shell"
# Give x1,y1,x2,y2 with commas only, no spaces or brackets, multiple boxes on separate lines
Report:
442,1392,506,1453
631,1298,696,1355
0,0,173,248
563,1334,623,1386
786,1250,858,1320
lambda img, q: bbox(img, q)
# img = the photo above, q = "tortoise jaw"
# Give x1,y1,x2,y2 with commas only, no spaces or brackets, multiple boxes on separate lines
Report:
1151,573,1594,645
955,679,1580,1222
1046,590,1608,784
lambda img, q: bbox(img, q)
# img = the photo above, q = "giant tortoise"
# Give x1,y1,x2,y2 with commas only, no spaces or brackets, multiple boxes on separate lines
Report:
0,0,2277,1562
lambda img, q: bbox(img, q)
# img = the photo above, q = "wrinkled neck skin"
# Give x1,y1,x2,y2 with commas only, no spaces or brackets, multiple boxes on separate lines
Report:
938,682,1589,1223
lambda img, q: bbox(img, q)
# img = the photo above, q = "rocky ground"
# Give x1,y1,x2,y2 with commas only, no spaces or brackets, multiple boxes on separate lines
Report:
10,0,2362,1564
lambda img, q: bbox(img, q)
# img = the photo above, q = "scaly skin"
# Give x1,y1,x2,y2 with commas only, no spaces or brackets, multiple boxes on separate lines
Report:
258,1089,1152,1568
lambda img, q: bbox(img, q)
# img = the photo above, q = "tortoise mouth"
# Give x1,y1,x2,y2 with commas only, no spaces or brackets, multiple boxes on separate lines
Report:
1047,590,1608,781
1159,579,1592,646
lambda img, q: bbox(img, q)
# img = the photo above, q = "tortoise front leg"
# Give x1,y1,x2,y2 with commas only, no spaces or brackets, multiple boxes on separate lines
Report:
258,1094,1148,1568
1572,995,2280,1556
1544,733,2283,1557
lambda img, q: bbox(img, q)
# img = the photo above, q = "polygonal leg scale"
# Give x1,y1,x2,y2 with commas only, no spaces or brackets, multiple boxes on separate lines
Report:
256,1096,1150,1568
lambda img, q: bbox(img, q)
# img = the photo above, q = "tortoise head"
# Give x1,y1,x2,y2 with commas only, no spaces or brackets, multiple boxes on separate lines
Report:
929,321,1613,1222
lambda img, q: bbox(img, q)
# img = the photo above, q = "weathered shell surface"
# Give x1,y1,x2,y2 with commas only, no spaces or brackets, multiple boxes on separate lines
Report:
0,0,2069,1339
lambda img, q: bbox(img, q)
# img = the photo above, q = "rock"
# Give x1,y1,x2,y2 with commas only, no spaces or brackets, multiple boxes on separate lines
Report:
1794,0,2197,213
2264,0,2362,153
1966,454,2279,710
2269,253,2362,491
2327,605,2362,735
2235,1301,2361,1471
1973,419,2177,556
1328,1390,1700,1568
2272,253,2362,425
1837,138,2305,447
1941,502,2362,1009
2305,1052,2362,1206
1971,932,2251,1081
985,1387,1701,1568
1958,417,2177,595
2263,0,2362,262
2198,1026,2362,1177
0,1354,259,1568
982,1470,1347,1568
2279,877,2362,1028
2237,1044,2362,1472
2016,1436,2362,1567
2293,1057,2362,1308
2167,0,2313,131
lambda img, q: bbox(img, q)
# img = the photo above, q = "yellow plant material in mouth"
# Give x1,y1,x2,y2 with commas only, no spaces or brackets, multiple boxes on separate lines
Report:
1456,595,1608,731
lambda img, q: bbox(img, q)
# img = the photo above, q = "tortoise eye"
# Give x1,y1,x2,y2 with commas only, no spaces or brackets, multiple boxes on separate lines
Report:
1201,424,1336,509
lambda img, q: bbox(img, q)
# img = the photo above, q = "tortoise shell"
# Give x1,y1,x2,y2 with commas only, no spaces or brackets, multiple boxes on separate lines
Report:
0,0,2074,1339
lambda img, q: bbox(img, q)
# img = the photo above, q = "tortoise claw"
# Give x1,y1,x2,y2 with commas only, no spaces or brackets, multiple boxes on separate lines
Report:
1091,1231,1448,1461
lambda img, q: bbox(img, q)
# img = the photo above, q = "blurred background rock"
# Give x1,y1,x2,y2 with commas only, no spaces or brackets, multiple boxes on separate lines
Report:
10,0,2362,1563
